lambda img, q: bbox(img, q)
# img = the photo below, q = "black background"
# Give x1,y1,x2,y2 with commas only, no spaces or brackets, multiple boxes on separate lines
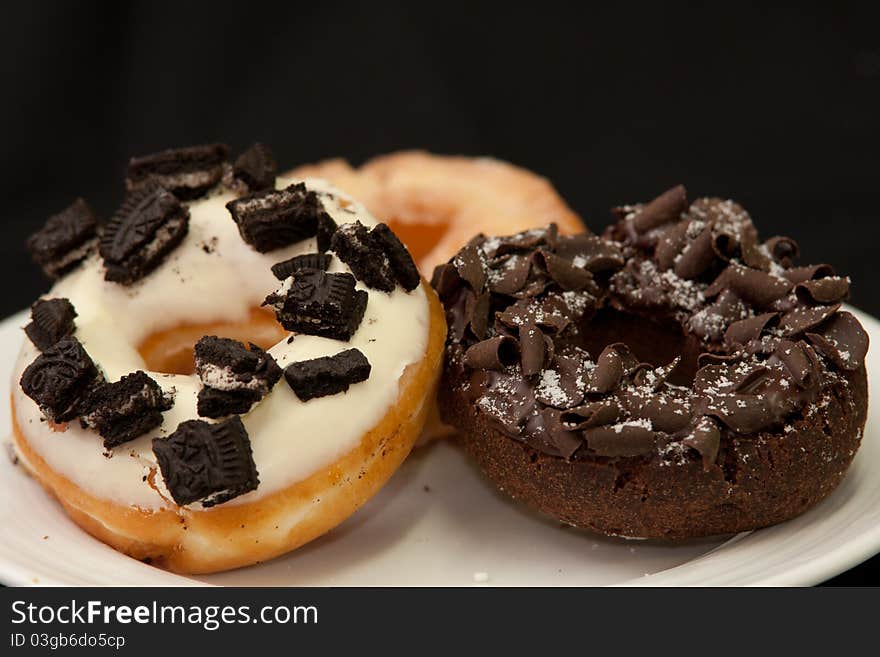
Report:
1,2,878,585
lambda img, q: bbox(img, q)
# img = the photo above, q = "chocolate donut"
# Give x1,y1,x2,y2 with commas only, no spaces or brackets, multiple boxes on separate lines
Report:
432,187,869,539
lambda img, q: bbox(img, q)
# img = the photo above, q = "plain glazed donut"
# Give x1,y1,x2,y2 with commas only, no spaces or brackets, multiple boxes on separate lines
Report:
11,143,446,573
288,150,586,275
433,186,869,539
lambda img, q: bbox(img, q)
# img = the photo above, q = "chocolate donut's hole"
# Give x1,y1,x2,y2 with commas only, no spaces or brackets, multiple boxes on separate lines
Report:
387,217,449,264
137,308,286,375
577,308,704,385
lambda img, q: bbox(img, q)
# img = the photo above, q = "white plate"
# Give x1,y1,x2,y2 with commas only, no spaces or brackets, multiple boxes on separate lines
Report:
1,307,878,587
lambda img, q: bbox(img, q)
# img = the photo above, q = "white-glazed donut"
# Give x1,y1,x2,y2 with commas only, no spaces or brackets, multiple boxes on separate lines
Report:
10,167,446,573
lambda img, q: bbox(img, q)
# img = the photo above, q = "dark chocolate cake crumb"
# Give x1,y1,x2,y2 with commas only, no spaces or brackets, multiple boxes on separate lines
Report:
26,198,99,279
233,143,277,192
152,416,258,507
284,348,371,401
226,182,325,252
126,143,229,200
263,268,368,341
330,221,396,291
20,336,101,423
194,336,282,418
80,371,173,449
271,253,332,280
24,298,77,351
100,182,190,284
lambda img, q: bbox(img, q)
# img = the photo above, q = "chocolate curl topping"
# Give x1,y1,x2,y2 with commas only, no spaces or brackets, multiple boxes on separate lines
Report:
775,339,821,388
697,351,744,368
586,343,637,393
681,416,721,470
512,274,553,300
724,312,780,346
537,251,594,291
488,253,532,294
806,311,869,371
795,277,850,305
519,323,546,376
739,225,772,272
554,234,624,272
688,289,745,342
705,264,793,308
485,224,559,258
654,222,689,270
733,365,771,394
536,353,588,409
477,372,535,434
642,396,693,433
693,363,736,395
446,288,471,342
540,408,584,459
583,423,657,458
465,291,491,340
632,185,687,233
453,243,487,292
561,400,620,430
633,356,681,391
497,295,571,334
765,236,800,267
431,262,464,300
673,223,717,280
780,303,841,336
463,336,520,371
711,226,742,262
697,394,775,434
784,263,835,285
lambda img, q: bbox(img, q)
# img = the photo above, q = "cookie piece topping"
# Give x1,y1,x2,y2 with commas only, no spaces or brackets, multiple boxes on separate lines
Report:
81,371,173,449
232,143,277,192
271,253,332,280
26,198,99,279
24,298,77,351
126,143,229,200
226,182,326,252
100,182,190,284
152,416,258,507
194,336,282,418
330,222,396,291
316,212,338,252
371,223,421,291
330,221,420,292
263,268,368,341
284,348,371,401
20,336,101,423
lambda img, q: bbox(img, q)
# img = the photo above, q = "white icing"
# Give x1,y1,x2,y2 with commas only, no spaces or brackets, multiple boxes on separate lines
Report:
11,178,429,511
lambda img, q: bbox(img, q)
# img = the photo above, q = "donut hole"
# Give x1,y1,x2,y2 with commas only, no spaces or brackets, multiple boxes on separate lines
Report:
137,308,286,375
577,308,704,386
386,218,450,265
